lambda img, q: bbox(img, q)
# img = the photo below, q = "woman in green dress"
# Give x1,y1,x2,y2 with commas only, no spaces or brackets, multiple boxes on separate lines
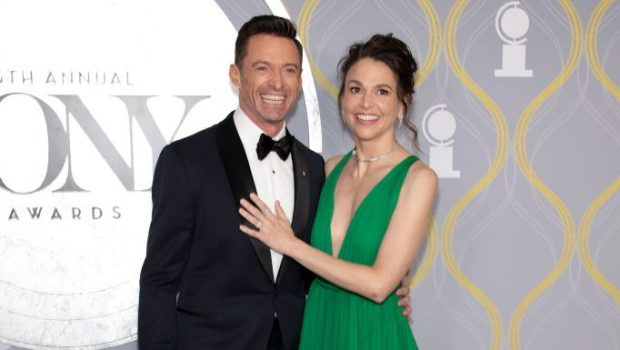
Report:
240,33,437,349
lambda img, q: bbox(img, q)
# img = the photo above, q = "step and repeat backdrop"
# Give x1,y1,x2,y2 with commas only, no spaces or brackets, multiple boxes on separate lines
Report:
1,0,618,349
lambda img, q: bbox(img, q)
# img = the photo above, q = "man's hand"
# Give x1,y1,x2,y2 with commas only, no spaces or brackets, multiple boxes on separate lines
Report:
396,277,412,323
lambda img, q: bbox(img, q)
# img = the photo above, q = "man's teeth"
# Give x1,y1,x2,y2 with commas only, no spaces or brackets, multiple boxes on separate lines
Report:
261,94,285,104
356,114,379,121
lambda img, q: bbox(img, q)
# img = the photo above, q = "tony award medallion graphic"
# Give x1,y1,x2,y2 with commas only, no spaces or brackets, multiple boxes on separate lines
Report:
423,104,460,179
494,1,533,77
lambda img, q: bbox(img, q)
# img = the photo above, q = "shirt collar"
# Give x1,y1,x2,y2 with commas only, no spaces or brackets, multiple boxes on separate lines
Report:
233,108,287,150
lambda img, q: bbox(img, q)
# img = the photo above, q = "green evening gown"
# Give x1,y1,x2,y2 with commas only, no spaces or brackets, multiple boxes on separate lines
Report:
298,152,419,350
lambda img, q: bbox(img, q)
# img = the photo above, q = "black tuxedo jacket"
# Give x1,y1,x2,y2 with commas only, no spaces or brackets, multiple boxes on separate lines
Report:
138,112,325,349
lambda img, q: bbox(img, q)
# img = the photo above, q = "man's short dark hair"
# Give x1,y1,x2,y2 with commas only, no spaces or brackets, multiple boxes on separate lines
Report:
235,15,303,67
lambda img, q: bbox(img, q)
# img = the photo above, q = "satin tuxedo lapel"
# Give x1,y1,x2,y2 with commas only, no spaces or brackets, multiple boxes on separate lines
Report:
216,113,274,282
276,139,310,285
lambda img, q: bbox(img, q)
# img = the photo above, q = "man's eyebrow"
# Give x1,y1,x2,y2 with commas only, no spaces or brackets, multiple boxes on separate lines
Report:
251,60,271,67
250,60,300,69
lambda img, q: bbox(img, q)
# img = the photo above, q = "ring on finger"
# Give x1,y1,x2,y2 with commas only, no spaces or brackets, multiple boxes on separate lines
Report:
256,221,262,230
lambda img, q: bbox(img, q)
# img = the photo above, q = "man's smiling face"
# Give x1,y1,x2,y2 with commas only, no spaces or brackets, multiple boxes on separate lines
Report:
230,33,302,135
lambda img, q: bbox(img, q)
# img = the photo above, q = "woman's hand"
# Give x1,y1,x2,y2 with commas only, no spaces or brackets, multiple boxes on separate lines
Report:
239,193,299,255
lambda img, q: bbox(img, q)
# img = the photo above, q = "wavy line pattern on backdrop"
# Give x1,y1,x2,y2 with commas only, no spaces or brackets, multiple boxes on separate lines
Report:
444,0,510,349
298,0,440,96
518,2,601,348
455,0,510,275
513,4,587,349
299,0,360,152
508,1,582,350
572,1,620,344
579,0,620,309
593,1,620,144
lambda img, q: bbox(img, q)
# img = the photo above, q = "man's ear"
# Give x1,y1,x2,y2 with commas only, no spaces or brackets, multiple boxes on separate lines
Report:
229,64,240,87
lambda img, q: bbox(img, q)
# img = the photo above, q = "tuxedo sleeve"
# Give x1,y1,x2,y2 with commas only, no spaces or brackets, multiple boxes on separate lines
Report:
138,145,195,349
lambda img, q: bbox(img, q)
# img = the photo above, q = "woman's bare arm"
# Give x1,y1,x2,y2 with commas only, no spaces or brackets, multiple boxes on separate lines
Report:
239,163,437,303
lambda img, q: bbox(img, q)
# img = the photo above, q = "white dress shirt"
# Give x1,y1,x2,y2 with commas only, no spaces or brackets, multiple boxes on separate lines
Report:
233,109,294,280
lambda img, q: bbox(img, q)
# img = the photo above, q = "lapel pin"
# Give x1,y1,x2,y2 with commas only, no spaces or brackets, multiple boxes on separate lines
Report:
301,170,307,177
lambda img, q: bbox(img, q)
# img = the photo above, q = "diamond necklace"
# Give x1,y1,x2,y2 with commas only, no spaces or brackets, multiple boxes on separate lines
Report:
352,142,398,163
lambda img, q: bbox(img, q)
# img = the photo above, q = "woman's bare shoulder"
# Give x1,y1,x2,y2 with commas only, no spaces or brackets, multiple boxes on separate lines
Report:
325,154,346,177
403,158,438,194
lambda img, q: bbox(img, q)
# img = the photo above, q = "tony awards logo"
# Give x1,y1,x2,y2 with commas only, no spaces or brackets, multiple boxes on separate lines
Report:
423,104,460,179
494,1,533,77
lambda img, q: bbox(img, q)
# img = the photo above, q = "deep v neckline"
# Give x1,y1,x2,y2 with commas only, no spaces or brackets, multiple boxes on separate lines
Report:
328,153,414,258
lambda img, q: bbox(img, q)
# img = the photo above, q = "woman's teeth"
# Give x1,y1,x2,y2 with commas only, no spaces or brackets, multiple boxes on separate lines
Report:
356,114,379,121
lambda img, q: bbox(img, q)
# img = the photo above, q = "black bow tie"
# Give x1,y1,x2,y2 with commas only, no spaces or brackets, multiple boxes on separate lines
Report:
256,132,292,161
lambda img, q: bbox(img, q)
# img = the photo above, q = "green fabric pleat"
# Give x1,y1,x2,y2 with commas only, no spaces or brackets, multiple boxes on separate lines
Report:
299,152,419,350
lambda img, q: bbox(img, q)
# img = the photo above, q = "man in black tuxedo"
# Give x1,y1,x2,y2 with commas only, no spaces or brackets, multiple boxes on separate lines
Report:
138,15,324,349
138,15,410,350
